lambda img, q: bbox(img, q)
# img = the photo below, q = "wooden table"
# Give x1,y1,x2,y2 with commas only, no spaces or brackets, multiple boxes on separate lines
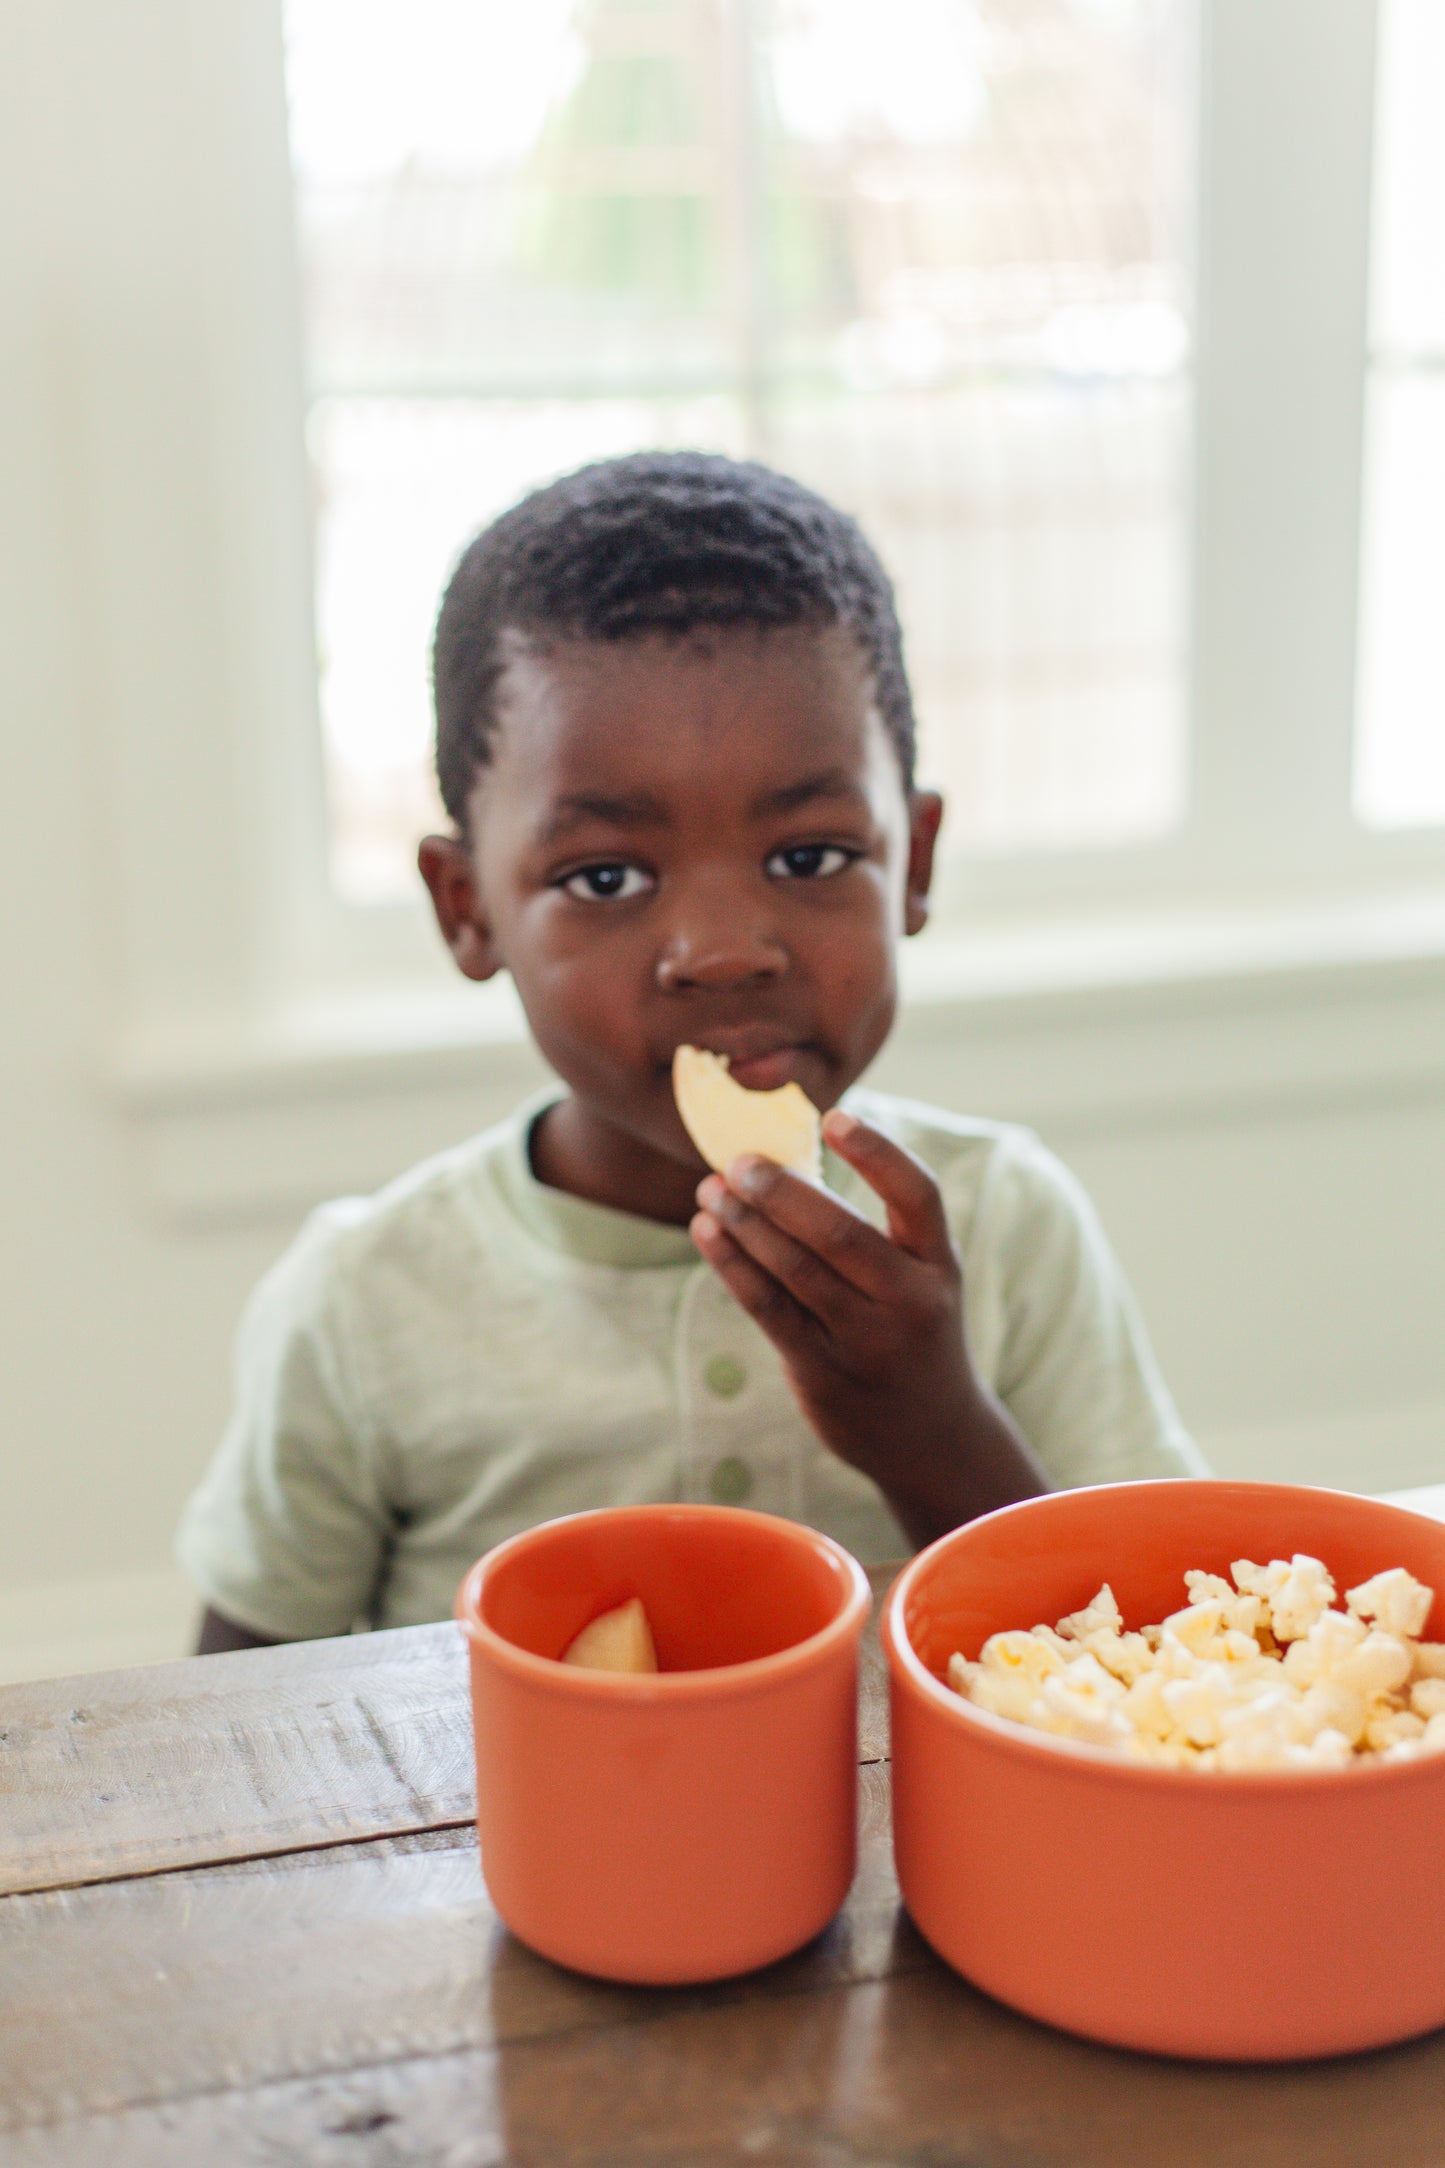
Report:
6,1531,1445,2167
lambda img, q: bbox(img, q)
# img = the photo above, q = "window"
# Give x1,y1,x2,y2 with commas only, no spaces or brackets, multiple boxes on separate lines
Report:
1355,0,1445,832
281,0,1443,946
284,0,1194,903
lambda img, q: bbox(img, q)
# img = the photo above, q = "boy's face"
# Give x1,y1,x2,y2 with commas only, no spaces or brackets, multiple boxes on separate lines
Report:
420,622,942,1219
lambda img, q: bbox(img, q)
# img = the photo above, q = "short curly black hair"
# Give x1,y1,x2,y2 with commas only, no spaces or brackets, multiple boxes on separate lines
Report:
432,449,916,827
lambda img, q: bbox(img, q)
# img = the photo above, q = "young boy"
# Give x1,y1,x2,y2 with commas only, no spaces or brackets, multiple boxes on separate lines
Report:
182,451,1203,1652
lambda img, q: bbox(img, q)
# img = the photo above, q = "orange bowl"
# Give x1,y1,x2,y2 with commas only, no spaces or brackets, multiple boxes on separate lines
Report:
456,1504,870,1984
883,1480,1445,2060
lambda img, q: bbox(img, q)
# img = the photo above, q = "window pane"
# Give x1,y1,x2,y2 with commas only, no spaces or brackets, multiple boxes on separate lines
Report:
1369,0,1445,357
286,0,1193,903
1355,0,1445,834
1355,375,1445,830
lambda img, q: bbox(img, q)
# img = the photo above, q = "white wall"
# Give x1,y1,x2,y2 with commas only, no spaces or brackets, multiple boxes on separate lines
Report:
2,0,1443,1685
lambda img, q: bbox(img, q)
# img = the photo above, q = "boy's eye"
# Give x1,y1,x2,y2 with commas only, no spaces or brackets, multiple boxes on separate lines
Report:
766,843,856,881
559,862,653,903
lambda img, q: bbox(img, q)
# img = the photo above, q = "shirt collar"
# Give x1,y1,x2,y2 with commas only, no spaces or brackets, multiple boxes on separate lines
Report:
493,1089,701,1268
492,1085,873,1268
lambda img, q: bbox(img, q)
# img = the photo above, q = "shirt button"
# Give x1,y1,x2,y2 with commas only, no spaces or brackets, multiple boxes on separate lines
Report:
709,1455,754,1504
703,1353,748,1399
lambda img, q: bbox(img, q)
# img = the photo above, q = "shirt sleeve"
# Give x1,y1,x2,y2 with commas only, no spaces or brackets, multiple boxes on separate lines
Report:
174,1206,395,1640
965,1129,1209,1488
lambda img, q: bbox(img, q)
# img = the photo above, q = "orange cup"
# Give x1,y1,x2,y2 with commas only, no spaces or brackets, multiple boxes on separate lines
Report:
456,1503,871,1984
883,1480,1445,2060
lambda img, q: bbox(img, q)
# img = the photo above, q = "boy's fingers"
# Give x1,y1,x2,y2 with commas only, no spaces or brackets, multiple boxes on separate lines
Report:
706,1161,900,1300
689,1212,821,1362
698,1184,868,1334
817,1111,955,1265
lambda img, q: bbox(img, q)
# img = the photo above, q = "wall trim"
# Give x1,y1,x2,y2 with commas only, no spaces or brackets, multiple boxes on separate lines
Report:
109,891,1445,1223
1199,1401,1445,1497
0,1566,196,1689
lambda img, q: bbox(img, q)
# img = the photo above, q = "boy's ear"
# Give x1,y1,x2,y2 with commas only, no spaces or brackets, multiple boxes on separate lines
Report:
417,834,502,982
903,788,944,937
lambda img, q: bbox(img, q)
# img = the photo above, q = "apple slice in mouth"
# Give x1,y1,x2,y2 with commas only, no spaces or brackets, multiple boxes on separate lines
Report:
673,1044,822,1182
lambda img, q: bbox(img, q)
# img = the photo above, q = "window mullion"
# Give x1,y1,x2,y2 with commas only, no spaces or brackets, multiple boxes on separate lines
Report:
1189,0,1378,875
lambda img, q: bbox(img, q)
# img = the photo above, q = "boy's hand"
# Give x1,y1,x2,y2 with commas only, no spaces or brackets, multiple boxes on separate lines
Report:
690,1108,1046,1547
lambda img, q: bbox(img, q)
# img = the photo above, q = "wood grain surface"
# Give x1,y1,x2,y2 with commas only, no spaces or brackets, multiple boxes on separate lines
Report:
7,1553,1445,2167
0,1768,907,2133
0,1567,895,1902
9,1747,1445,2168
8,1918,1445,2166
0,1624,476,1898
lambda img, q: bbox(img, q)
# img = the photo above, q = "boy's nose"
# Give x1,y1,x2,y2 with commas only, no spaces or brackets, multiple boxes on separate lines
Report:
655,916,788,993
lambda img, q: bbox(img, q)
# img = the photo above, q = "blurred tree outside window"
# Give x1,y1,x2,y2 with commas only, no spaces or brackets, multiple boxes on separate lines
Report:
286,0,1194,902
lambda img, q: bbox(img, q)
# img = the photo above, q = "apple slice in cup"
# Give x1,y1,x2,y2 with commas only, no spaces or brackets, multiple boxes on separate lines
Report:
560,1597,659,1674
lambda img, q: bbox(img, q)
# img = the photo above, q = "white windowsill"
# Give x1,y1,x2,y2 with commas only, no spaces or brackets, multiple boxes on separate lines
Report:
110,882,1445,1223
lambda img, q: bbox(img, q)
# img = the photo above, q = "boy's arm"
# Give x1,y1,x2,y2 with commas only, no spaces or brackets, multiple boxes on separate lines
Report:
196,1605,286,1655
178,1202,396,1648
691,1109,1049,1549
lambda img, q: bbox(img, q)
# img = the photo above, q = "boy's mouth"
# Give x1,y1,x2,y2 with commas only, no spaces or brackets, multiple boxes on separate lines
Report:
677,1033,813,1095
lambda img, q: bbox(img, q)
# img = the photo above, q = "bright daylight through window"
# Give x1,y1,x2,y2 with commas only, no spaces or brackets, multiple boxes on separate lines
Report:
284,0,1194,904
1355,0,1445,834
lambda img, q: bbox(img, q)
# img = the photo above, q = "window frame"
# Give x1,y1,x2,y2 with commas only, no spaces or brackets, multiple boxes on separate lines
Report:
48,0,1445,1070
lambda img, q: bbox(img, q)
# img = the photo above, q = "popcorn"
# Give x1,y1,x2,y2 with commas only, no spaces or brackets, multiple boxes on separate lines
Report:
1296,1678,1368,1748
946,1556,1439,1774
1364,1707,1425,1752
1346,1568,1434,1641
1280,1607,1367,1687
1037,1656,1132,1748
1056,1584,1124,1641
1161,1668,1234,1748
1232,1552,1337,1642
1335,1631,1413,1700
1266,1555,1338,1642
977,1629,1067,1685
1081,1628,1156,1686
1161,1600,1227,1659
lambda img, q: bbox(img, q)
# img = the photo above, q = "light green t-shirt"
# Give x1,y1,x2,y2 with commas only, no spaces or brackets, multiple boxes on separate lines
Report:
176,1087,1205,1639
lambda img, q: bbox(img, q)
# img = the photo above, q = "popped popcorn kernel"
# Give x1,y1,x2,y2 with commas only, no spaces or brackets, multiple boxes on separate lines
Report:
1121,1670,1175,1741
1281,1608,1367,1688
1056,1585,1124,1641
1335,1631,1413,1700
1297,1678,1368,1748
1231,1558,1289,1602
947,1653,980,1699
1161,1668,1233,1748
1410,1678,1445,1721
1301,1728,1354,1769
1161,1600,1226,1658
945,1552,1439,1774
979,1629,1067,1685
1081,1627,1155,1685
1037,1659,1132,1748
968,1670,1043,1726
1266,1555,1337,1643
1365,1707,1426,1752
1347,1568,1434,1641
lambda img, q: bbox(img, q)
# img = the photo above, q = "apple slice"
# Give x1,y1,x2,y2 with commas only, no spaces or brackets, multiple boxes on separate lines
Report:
560,1596,659,1674
673,1044,821,1182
